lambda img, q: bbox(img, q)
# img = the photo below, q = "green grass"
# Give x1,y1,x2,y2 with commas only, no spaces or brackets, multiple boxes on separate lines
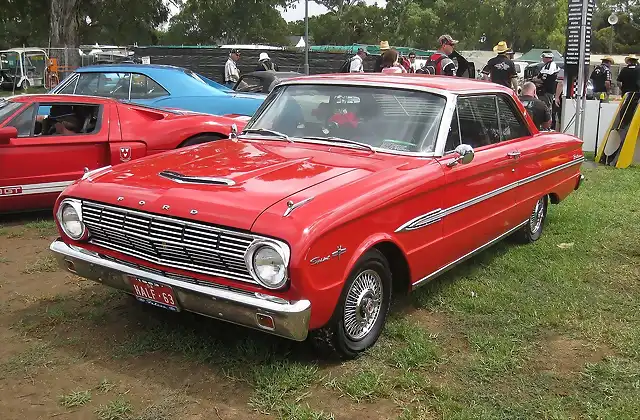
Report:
1,343,55,376
24,218,57,236
97,378,116,394
59,390,92,408
9,165,640,419
95,397,133,420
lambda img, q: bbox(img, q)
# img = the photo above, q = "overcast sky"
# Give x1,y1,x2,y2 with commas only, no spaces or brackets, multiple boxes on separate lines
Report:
280,0,387,22
166,1,387,23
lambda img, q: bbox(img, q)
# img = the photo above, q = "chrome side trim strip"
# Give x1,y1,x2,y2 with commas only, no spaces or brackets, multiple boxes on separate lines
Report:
283,197,314,217
411,220,528,290
395,156,585,233
0,180,74,196
394,208,443,233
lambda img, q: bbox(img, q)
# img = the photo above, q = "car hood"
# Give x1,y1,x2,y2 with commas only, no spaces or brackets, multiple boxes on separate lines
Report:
70,140,385,231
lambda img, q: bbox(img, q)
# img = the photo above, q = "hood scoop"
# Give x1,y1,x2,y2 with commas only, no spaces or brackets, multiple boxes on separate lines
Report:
159,170,236,186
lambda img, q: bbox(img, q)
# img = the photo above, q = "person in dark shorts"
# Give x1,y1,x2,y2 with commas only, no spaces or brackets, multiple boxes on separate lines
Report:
590,56,614,101
519,82,552,130
617,54,640,96
482,41,518,90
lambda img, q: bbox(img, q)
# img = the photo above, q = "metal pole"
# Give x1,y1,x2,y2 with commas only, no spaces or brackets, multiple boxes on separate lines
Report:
574,0,590,138
304,0,309,75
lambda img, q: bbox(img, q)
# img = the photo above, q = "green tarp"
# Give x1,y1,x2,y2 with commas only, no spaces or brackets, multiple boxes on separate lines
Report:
518,49,564,63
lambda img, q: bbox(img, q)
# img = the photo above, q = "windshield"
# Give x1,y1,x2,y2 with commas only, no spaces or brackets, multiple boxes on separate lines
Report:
0,99,23,124
246,84,446,153
0,52,20,72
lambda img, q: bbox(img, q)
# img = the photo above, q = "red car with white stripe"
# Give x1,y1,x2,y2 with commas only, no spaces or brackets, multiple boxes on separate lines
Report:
0,94,247,213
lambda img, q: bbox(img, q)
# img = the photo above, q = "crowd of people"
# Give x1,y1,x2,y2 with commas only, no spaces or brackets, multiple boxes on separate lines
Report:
221,36,640,131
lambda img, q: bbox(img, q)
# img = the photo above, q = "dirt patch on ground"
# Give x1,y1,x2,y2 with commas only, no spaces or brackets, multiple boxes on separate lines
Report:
536,335,614,377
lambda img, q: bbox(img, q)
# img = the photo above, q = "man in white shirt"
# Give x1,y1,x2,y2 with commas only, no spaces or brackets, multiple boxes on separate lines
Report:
224,49,241,87
349,48,368,73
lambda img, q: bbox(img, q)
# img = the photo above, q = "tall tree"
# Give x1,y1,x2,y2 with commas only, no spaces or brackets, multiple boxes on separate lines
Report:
50,0,80,65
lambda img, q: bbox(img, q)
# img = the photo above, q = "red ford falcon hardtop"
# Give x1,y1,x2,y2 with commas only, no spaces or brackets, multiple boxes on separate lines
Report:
50,74,585,358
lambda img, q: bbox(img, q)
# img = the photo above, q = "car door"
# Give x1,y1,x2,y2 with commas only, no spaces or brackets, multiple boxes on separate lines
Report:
0,101,111,212
437,94,523,262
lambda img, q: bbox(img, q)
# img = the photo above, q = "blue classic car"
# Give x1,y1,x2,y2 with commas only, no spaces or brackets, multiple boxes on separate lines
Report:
50,64,264,116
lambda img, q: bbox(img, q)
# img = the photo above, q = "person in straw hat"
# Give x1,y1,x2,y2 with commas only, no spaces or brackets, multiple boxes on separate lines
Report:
590,56,614,101
374,41,390,72
617,54,640,95
482,41,518,90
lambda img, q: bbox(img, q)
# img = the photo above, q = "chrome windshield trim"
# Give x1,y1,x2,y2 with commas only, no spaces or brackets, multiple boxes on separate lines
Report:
396,156,585,233
158,170,236,186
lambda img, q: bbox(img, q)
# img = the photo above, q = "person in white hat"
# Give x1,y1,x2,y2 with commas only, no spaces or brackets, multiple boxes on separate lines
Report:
255,52,279,72
617,54,640,95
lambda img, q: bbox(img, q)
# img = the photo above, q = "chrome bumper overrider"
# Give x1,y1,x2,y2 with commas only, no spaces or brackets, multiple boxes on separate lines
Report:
575,173,585,190
50,239,311,341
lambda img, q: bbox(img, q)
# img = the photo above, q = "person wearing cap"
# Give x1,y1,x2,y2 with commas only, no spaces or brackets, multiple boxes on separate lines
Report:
535,51,559,110
617,54,640,95
426,35,458,76
224,49,241,88
349,48,369,73
48,106,82,135
255,52,279,72
590,56,614,101
482,41,518,90
374,41,390,73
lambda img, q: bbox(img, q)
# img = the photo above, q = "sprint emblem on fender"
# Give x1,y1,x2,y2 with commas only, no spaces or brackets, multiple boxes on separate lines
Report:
310,245,347,265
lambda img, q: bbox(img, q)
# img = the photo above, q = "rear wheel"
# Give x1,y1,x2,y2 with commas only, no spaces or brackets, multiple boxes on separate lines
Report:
516,195,547,243
311,249,392,359
178,134,225,148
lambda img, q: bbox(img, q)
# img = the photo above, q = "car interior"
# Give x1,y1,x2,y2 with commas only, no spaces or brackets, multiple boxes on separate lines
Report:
34,104,101,136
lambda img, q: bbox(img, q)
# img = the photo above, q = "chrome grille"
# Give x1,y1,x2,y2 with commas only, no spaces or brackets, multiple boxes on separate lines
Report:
81,201,256,284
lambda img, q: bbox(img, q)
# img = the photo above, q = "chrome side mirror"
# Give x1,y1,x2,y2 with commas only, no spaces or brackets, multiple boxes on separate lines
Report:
447,144,475,167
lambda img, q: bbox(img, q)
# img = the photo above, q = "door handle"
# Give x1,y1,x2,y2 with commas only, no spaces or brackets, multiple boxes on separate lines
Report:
507,151,521,159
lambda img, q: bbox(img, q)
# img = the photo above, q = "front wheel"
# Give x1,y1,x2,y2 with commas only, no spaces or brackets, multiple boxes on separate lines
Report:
311,249,392,359
516,195,547,243
20,79,30,91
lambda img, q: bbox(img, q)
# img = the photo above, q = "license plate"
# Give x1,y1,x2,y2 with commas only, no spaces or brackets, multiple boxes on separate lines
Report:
128,277,179,312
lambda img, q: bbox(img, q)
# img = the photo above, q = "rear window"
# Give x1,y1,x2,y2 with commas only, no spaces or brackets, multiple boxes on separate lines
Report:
0,100,22,125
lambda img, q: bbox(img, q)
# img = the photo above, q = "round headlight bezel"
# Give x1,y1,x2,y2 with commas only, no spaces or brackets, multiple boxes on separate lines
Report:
56,198,88,241
244,239,290,290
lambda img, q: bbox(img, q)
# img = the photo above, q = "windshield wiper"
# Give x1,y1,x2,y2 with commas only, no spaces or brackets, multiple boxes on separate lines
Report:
240,128,293,143
303,136,376,153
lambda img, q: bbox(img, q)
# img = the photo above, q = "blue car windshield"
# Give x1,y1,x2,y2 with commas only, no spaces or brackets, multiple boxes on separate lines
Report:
185,70,232,92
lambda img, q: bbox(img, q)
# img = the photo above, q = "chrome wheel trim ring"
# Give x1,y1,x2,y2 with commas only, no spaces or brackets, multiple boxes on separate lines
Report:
343,269,383,341
529,197,545,234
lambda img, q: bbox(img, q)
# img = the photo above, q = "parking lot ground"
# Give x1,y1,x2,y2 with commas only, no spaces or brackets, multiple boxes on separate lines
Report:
1,164,639,420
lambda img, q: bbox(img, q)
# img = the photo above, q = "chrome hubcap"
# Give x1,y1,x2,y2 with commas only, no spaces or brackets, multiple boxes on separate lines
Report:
529,197,545,234
343,269,383,341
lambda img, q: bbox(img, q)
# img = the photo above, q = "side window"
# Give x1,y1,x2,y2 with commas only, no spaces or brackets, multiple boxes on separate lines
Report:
497,95,531,141
57,76,78,94
35,104,101,137
234,76,263,93
75,72,131,100
457,96,500,149
7,104,37,137
130,74,169,99
444,107,461,153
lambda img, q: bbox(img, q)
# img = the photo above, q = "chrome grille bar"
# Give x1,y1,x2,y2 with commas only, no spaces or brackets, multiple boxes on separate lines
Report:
81,201,257,284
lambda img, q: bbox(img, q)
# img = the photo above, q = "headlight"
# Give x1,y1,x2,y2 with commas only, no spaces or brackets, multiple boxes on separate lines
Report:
56,199,88,240
245,240,290,289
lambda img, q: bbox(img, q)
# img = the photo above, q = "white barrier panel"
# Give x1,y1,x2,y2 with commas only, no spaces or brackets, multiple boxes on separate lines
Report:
561,99,619,153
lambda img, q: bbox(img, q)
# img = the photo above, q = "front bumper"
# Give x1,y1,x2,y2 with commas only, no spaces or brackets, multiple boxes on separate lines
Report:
50,239,311,341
